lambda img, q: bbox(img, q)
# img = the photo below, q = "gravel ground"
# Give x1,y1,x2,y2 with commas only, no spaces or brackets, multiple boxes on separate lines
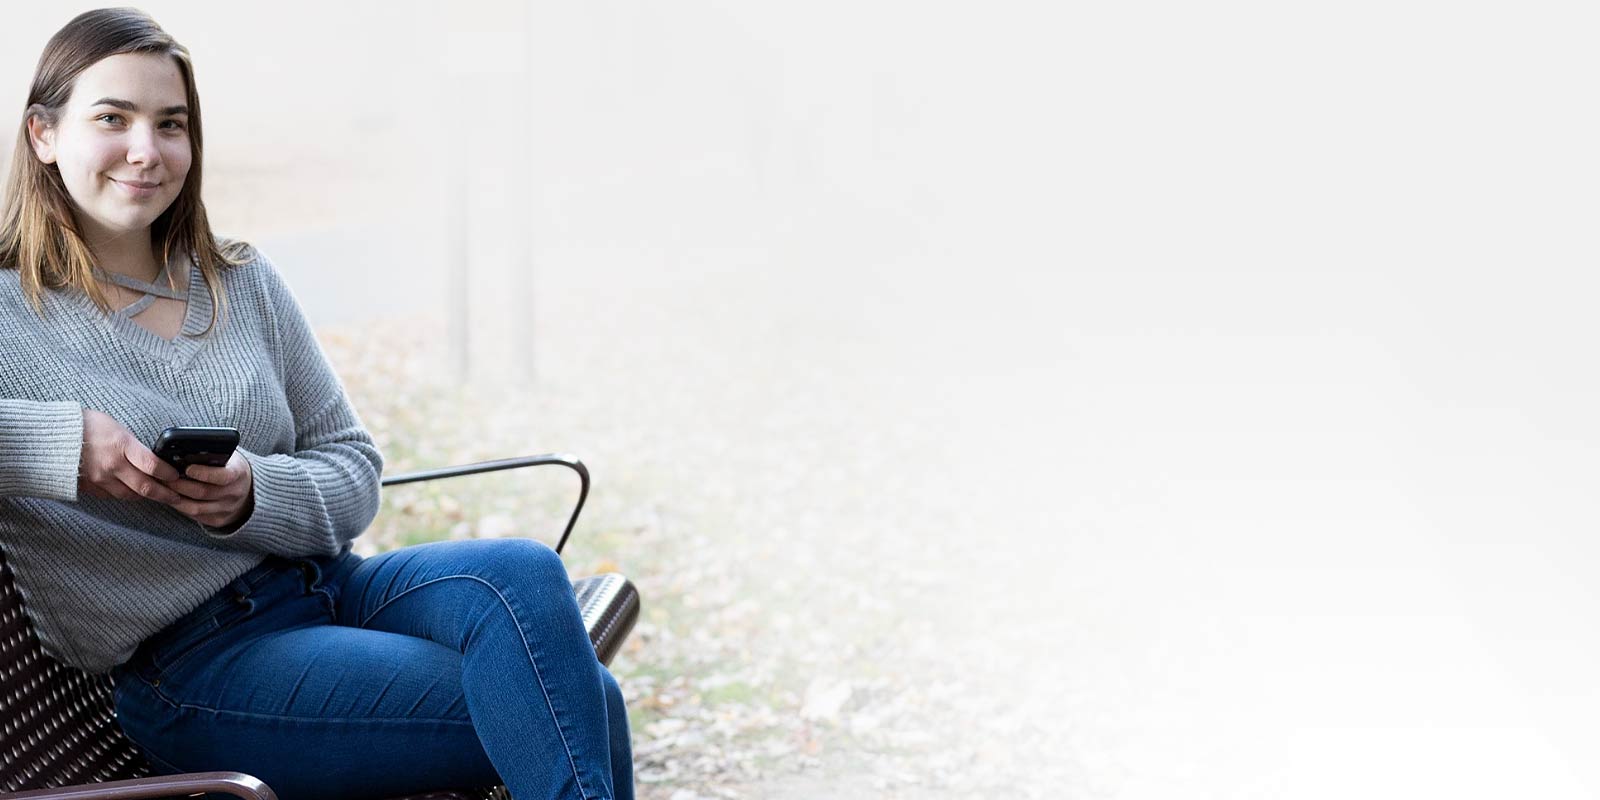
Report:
320,259,1076,798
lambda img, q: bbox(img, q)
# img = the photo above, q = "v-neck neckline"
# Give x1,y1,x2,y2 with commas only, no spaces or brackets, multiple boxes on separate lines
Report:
65,252,214,369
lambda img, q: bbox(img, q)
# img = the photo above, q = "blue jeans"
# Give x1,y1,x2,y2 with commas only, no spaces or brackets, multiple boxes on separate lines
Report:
110,539,632,800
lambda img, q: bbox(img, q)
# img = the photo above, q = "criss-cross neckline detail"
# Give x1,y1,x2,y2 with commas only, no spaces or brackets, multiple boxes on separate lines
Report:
93,260,188,321
60,250,214,368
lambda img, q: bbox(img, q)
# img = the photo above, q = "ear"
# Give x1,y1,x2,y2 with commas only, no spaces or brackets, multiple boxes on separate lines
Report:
25,111,56,165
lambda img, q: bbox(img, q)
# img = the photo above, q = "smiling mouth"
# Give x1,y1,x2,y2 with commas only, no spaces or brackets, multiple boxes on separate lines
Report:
111,178,163,200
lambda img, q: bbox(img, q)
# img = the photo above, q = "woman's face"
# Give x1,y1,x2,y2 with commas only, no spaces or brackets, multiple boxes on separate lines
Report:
28,52,192,243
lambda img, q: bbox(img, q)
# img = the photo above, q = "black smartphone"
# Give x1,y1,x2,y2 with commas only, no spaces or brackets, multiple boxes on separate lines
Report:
152,426,240,476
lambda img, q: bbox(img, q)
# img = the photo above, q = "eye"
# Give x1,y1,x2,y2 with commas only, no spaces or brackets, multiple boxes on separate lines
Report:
95,113,123,124
160,120,187,131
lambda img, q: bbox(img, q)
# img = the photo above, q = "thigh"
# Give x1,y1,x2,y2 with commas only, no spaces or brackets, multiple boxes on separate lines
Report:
114,620,500,800
331,538,583,643
324,540,616,800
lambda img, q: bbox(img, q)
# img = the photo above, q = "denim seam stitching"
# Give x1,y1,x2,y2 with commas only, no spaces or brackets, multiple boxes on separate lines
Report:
150,616,228,676
161,704,483,725
357,573,596,800
131,667,474,724
139,745,188,775
134,672,184,710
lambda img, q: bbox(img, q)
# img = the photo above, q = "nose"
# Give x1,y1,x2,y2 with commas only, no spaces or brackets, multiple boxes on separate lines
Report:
124,122,162,168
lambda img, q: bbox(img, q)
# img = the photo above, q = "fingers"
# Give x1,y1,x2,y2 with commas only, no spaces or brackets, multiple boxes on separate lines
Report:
180,464,225,484
165,493,245,528
81,453,187,506
166,498,215,524
164,477,219,501
112,440,188,504
81,474,166,503
157,468,247,520
87,471,231,524
126,444,181,483
79,416,182,498
184,451,248,485
116,469,189,507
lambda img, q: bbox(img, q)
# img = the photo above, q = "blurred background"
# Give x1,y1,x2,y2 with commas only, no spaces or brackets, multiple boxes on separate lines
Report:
4,1,1599,797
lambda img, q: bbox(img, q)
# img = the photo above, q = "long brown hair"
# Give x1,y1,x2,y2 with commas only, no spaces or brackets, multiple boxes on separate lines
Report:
0,7,251,331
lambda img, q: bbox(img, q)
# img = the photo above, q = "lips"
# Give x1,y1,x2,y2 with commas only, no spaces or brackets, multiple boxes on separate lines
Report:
111,178,161,199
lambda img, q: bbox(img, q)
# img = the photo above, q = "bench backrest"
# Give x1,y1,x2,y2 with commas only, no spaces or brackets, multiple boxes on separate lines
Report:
0,550,149,790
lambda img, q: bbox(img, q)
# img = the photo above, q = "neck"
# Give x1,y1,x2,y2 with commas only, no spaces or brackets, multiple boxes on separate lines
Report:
85,227,161,283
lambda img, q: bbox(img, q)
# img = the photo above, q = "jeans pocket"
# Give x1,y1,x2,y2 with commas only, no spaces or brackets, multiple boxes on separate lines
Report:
111,677,191,775
148,616,222,676
149,597,255,678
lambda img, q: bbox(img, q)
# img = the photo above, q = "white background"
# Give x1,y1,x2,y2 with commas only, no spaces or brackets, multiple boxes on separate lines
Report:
4,2,1598,796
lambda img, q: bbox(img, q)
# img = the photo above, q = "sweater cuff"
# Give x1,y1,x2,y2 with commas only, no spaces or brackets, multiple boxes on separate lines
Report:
200,449,335,554
200,448,269,542
0,400,82,501
201,493,255,537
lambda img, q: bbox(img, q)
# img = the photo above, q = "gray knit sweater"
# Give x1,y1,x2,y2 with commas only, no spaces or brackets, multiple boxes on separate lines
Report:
0,245,381,673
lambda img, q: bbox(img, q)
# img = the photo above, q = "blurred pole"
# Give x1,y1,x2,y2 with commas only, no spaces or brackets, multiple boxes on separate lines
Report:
518,0,537,384
449,150,470,382
442,6,531,385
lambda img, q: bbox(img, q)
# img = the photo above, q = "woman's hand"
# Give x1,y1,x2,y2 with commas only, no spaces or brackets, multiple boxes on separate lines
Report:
162,450,255,530
78,408,187,504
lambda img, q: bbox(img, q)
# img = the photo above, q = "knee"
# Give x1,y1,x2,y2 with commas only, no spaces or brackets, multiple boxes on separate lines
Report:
470,538,570,598
598,666,631,744
599,665,623,706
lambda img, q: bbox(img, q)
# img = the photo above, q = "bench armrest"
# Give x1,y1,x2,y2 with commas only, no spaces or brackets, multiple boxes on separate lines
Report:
380,454,589,554
1,772,275,800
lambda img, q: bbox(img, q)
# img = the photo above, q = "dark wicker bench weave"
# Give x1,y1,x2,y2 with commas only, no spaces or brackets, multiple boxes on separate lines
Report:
0,554,144,791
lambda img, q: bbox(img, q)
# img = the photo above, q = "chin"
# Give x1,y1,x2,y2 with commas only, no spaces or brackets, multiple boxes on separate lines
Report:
110,209,168,230
93,218,153,238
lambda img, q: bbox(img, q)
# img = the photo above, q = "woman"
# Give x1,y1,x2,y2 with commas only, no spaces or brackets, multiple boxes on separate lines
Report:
0,9,631,800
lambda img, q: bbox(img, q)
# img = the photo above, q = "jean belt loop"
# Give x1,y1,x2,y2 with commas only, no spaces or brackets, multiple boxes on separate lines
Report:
229,574,257,610
297,558,322,594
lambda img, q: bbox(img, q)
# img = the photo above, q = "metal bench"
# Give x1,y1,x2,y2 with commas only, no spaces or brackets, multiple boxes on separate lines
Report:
0,454,639,800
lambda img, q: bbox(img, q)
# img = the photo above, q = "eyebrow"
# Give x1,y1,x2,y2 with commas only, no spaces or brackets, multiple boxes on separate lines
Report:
89,97,189,116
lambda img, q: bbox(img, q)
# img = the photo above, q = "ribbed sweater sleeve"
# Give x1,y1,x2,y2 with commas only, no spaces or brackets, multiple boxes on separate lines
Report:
201,259,382,556
0,244,390,671
0,400,82,501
